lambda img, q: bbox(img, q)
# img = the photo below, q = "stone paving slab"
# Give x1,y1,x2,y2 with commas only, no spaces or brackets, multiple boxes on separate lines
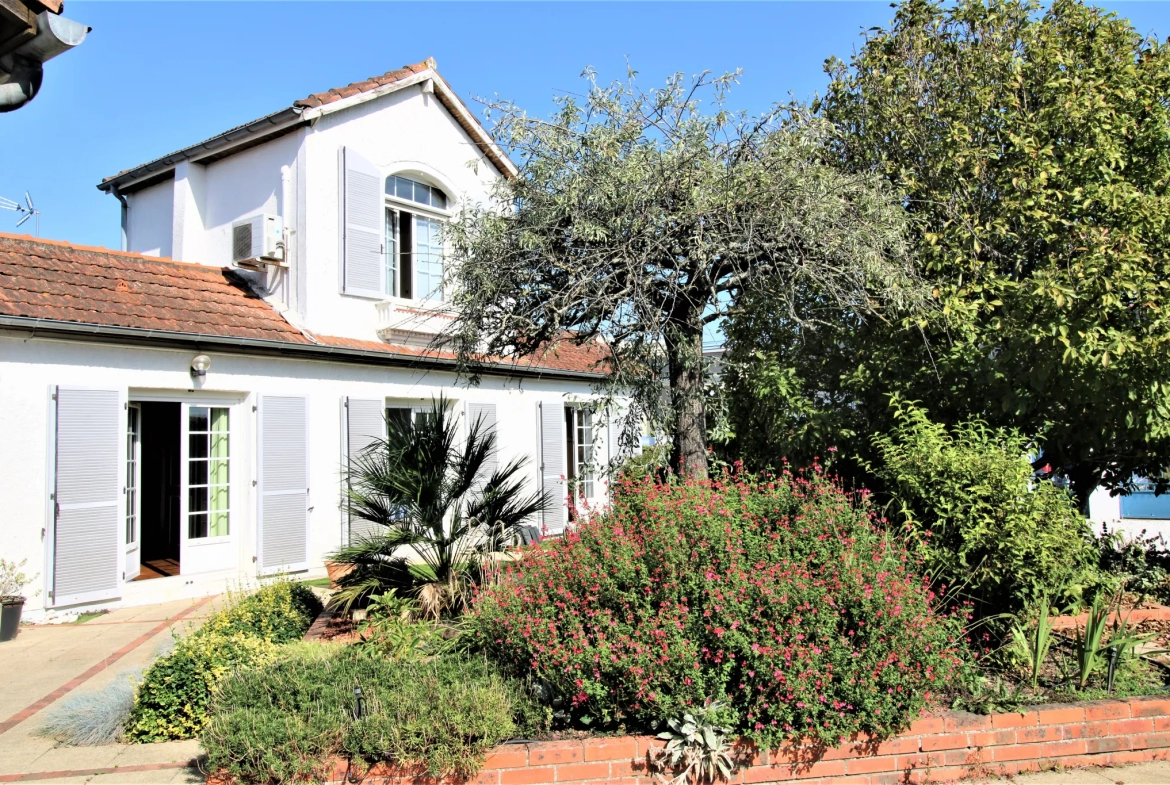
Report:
0,597,220,784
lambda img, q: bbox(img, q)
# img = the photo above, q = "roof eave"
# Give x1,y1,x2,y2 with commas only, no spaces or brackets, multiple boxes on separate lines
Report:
0,314,605,382
96,106,307,194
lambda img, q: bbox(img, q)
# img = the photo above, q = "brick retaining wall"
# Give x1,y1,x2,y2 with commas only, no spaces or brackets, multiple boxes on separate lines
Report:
315,695,1170,784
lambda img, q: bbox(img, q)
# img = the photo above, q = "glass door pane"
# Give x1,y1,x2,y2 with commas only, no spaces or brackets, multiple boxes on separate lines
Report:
186,406,230,539
414,215,443,300
125,403,141,581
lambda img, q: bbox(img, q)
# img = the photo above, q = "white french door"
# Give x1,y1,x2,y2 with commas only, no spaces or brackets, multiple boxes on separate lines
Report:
124,404,141,581
179,403,236,574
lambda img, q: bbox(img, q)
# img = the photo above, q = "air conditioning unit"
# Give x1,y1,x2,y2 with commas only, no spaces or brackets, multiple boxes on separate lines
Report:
231,214,284,270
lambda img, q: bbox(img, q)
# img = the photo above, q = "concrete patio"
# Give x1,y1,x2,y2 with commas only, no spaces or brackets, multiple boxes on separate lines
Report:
0,596,221,784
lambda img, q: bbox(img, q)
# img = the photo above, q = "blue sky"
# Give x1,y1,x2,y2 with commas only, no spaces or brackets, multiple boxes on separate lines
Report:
4,1,1170,251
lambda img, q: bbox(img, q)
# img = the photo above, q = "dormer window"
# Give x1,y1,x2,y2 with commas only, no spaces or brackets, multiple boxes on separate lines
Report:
385,175,448,301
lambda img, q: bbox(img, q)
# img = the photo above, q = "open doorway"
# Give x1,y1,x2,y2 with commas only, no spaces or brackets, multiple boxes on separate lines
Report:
135,401,181,580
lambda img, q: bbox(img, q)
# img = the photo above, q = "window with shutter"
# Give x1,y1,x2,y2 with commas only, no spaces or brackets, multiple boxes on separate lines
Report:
467,402,498,494
538,401,566,535
257,395,309,574
52,387,122,606
344,397,386,543
341,147,384,298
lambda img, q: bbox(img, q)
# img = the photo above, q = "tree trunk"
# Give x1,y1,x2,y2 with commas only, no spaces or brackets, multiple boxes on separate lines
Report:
1066,463,1100,518
667,323,708,479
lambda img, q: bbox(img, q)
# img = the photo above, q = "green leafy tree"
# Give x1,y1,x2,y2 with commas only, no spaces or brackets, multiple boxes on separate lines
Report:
443,68,918,478
330,396,547,618
725,0,1170,504
870,400,1097,621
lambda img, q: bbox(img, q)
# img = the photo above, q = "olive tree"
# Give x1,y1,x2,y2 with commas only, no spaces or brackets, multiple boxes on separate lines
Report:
443,68,918,477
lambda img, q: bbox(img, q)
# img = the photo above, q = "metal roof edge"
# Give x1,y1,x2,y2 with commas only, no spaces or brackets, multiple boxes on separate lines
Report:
96,106,306,194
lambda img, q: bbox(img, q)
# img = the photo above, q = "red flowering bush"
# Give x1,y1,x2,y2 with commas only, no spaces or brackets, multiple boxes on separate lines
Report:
470,468,964,748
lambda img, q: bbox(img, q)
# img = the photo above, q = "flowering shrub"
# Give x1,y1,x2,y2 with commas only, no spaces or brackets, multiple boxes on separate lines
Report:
470,468,963,748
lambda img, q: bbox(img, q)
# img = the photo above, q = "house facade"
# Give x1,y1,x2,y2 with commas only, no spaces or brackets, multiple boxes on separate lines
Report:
0,60,624,620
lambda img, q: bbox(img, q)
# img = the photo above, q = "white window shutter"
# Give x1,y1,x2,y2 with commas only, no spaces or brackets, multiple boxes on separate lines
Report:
607,404,641,466
467,402,498,493
341,147,384,298
52,387,122,607
345,397,385,542
257,395,309,574
538,401,566,534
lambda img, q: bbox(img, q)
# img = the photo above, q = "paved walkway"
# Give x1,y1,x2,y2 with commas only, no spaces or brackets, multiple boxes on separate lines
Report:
0,597,222,784
975,761,1170,784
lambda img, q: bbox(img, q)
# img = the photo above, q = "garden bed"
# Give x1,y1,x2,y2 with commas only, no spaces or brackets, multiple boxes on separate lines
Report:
241,696,1170,784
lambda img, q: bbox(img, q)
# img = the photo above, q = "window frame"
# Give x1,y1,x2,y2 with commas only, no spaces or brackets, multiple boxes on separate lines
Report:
383,173,452,302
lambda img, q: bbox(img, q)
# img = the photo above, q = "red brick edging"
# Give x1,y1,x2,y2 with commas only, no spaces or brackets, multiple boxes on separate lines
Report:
302,695,1170,784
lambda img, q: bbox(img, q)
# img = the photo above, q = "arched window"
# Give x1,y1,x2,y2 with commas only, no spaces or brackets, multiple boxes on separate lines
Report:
384,175,449,300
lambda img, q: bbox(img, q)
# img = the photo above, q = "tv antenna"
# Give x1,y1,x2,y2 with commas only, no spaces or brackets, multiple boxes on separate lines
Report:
0,192,40,235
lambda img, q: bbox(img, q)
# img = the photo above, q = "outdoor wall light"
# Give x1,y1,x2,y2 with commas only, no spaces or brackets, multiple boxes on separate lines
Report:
190,354,212,378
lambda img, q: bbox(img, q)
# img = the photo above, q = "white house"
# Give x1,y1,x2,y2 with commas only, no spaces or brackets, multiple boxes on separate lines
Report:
0,59,623,620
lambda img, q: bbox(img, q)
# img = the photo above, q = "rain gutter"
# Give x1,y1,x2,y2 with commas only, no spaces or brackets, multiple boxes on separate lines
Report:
0,315,606,383
96,106,307,195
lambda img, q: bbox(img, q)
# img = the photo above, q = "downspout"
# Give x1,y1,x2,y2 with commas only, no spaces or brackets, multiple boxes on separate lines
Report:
0,56,42,113
0,12,88,113
111,185,128,251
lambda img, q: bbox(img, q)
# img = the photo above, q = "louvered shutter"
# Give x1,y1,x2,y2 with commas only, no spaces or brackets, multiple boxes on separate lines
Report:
341,147,384,298
538,401,566,534
258,395,309,574
607,403,642,466
345,397,385,543
467,402,498,492
52,387,122,606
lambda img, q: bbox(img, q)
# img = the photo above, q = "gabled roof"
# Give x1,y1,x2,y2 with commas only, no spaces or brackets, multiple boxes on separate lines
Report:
97,58,514,195
0,233,606,379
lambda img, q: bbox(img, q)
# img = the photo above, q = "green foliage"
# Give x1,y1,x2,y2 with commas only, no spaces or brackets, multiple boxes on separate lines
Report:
871,401,1096,619
202,582,322,643
332,396,547,619
726,0,1170,503
125,582,321,742
471,468,963,749
1095,525,1170,606
201,646,548,784
0,557,35,599
353,591,461,661
1008,597,1060,689
444,68,918,477
1071,594,1152,690
650,701,737,785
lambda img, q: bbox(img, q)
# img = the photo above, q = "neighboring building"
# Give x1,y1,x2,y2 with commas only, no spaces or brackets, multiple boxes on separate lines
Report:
0,60,627,620
1089,480,1170,542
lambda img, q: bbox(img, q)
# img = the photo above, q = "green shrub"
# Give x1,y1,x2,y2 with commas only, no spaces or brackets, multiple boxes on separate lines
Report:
201,581,322,642
125,581,321,742
202,645,547,783
871,401,1097,621
470,468,963,749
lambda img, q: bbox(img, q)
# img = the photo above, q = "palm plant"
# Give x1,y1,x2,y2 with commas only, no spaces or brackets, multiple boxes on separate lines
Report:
330,395,548,618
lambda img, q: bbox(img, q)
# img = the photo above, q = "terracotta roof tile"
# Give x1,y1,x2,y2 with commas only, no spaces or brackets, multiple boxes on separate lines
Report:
293,59,435,110
0,234,607,377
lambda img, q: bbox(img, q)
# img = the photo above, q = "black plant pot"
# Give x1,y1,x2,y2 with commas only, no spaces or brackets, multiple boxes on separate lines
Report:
0,596,25,642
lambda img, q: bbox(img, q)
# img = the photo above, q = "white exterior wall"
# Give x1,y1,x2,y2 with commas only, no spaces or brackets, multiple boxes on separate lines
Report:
1,335,605,620
125,180,174,258
300,85,498,340
1088,485,1170,542
119,83,500,344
